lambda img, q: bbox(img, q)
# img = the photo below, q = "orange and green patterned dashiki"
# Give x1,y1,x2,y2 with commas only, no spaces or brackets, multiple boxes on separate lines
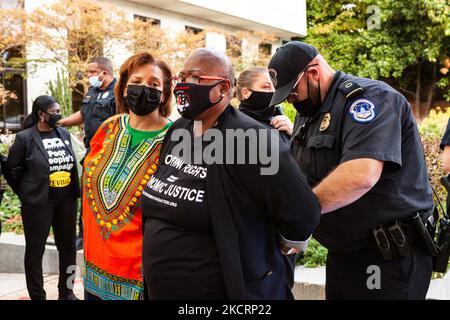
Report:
83,114,169,300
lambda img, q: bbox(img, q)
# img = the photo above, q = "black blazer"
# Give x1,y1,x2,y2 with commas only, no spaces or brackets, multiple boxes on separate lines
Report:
4,125,80,205
155,106,321,299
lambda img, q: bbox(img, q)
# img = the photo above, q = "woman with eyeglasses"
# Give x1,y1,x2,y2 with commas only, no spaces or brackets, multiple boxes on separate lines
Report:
236,67,293,144
4,95,80,300
141,48,320,300
82,51,173,300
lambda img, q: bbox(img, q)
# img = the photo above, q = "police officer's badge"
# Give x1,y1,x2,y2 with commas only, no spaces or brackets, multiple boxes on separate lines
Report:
349,99,376,123
320,113,331,132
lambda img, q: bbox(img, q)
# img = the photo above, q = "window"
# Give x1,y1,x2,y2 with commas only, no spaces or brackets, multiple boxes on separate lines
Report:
0,46,26,133
185,25,203,35
258,43,272,57
226,34,241,58
133,15,162,53
134,14,161,27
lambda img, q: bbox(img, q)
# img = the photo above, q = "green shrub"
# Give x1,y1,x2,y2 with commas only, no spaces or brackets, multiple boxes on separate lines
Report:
418,107,450,211
281,102,296,123
0,186,23,234
297,238,328,268
47,68,73,117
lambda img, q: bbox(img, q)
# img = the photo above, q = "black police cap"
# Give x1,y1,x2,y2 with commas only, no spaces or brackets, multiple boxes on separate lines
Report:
268,41,319,106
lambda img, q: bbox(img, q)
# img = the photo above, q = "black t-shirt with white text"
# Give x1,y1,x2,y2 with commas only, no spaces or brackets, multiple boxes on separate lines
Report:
40,130,75,200
141,126,226,299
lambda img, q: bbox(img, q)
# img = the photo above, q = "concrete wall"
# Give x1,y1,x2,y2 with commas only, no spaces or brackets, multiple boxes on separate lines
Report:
178,0,307,35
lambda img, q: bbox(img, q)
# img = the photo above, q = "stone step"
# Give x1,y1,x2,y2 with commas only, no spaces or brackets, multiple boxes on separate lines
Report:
0,232,84,274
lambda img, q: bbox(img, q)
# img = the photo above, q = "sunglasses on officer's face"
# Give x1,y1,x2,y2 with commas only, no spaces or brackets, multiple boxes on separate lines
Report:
288,63,319,101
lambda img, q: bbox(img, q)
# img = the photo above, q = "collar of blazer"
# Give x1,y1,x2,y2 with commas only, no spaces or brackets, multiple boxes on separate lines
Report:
30,125,75,161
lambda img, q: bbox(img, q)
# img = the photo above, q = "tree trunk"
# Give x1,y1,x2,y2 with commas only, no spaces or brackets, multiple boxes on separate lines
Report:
415,61,422,119
423,62,438,117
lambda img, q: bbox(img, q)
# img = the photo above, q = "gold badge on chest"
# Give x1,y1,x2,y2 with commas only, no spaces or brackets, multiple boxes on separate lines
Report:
320,113,331,132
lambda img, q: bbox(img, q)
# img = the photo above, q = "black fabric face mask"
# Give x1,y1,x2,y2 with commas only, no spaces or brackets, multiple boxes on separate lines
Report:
293,77,321,117
44,112,62,128
240,90,274,111
125,84,162,116
173,81,224,120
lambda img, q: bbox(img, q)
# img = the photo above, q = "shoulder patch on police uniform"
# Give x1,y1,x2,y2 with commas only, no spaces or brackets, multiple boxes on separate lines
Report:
339,80,364,99
349,99,376,123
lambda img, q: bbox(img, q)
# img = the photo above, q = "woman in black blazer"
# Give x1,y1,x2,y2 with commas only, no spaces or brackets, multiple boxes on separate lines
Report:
4,95,80,300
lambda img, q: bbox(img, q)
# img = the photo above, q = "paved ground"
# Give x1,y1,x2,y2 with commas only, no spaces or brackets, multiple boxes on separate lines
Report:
0,273,84,300
0,232,448,300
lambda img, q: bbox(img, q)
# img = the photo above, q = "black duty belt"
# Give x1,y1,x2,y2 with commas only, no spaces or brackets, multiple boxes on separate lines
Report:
372,209,436,261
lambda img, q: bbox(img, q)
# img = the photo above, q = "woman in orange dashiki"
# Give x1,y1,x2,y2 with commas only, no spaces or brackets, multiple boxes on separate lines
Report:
82,52,173,300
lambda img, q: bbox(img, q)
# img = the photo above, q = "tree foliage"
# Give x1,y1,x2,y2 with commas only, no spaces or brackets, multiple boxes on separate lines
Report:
306,0,450,119
0,0,277,102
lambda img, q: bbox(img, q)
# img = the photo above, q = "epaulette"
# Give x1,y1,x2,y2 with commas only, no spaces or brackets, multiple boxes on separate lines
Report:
338,80,365,100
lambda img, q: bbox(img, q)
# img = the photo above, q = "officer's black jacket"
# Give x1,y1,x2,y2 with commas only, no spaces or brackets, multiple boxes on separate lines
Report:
4,125,80,205
149,105,321,299
291,71,433,253
238,104,291,145
81,78,117,150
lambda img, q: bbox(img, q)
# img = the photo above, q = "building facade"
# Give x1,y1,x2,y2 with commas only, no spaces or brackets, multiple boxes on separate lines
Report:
1,0,306,130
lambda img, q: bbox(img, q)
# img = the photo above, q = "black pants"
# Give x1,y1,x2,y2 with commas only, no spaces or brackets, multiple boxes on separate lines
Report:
325,241,433,300
21,198,77,300
84,290,101,301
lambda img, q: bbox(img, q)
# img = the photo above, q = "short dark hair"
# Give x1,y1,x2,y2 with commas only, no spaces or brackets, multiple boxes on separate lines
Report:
90,56,113,74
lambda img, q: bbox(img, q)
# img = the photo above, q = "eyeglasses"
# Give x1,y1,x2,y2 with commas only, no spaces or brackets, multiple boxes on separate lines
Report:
171,75,226,86
288,63,319,99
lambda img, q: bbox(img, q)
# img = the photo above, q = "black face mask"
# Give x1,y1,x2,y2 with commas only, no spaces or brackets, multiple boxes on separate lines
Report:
125,84,162,116
173,81,224,120
44,112,62,128
293,75,322,118
240,90,274,111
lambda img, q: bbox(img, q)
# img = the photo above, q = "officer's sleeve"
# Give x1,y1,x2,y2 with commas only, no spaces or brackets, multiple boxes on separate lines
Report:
440,118,450,150
340,95,402,170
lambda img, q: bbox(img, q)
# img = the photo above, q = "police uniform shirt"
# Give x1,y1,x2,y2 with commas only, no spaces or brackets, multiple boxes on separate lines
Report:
80,78,117,149
291,71,433,253
440,118,450,150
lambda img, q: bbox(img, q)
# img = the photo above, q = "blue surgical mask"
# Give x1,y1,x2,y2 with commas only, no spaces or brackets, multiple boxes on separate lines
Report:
88,74,104,88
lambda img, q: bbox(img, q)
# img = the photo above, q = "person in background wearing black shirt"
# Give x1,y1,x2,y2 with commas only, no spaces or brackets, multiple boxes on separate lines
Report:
236,67,293,144
141,48,321,300
4,95,80,300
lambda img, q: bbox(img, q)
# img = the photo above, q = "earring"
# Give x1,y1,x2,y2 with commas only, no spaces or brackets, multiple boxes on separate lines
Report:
221,93,225,97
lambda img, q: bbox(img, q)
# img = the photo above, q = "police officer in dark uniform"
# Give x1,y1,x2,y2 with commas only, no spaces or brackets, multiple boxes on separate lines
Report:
59,56,117,249
60,56,117,153
268,41,435,299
